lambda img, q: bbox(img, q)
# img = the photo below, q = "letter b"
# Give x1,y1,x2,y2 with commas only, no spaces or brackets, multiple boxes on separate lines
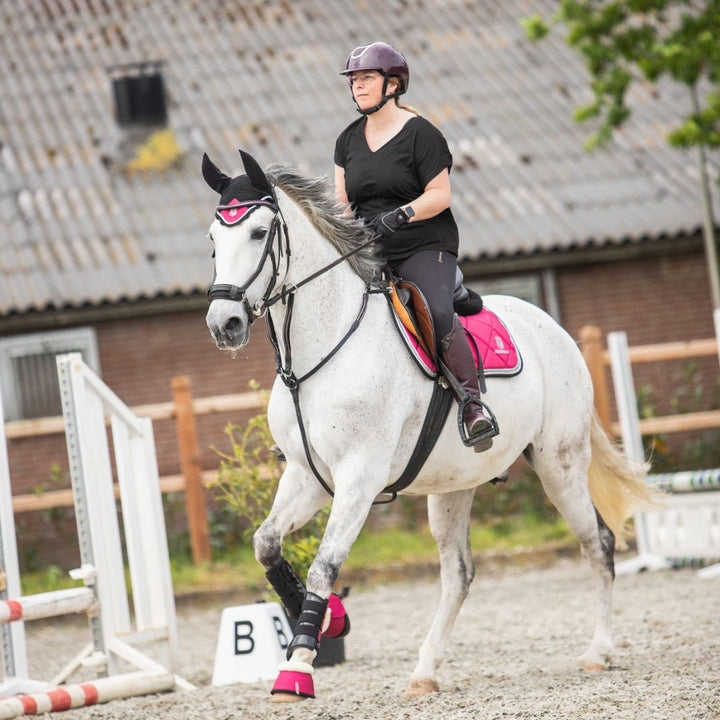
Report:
234,620,255,655
273,615,289,649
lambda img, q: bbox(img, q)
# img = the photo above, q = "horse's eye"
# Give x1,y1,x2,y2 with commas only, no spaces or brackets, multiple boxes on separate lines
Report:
251,227,268,241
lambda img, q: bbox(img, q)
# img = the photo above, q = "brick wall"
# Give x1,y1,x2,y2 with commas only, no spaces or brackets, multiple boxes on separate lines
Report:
5,247,718,567
557,249,717,418
6,310,278,499
558,250,713,344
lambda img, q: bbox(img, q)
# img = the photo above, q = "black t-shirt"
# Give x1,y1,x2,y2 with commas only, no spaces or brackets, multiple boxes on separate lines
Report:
334,115,459,261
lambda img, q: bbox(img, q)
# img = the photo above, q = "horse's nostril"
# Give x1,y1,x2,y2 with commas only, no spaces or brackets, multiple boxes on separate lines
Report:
224,316,242,336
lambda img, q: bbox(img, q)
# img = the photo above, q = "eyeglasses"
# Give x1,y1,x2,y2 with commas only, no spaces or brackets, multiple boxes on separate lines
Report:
346,71,382,86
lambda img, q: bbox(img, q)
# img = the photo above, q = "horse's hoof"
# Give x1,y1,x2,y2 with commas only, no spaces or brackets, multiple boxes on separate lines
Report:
270,692,307,704
270,660,315,700
581,660,608,673
403,677,440,696
578,650,610,672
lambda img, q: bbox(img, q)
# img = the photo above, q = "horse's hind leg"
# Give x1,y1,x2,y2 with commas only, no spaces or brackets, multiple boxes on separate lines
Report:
406,488,476,696
527,438,615,671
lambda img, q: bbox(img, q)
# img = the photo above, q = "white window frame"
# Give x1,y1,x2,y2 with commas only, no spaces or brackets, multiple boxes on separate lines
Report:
0,327,100,421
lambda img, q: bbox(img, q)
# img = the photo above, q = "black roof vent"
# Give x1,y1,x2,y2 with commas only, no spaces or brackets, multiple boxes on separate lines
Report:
111,61,167,127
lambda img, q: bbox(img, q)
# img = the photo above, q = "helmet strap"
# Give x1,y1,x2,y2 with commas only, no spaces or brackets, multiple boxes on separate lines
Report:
353,75,400,116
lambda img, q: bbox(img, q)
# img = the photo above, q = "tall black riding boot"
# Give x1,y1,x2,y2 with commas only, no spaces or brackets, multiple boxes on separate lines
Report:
439,315,498,451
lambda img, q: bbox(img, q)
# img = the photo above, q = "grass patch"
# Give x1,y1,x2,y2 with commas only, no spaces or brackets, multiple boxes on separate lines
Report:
344,515,573,572
18,516,575,598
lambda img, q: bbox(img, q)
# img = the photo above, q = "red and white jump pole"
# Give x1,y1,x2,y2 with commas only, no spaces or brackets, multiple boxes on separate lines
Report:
0,671,174,720
0,589,96,625
1,355,192,705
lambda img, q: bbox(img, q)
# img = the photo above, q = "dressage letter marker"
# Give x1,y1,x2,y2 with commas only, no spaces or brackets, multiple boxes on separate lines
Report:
212,603,293,686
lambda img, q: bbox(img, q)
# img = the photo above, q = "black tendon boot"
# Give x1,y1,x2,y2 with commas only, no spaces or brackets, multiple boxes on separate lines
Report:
439,315,498,452
265,558,306,619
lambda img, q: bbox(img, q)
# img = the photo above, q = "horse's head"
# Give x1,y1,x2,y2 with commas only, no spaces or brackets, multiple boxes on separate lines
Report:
203,149,288,350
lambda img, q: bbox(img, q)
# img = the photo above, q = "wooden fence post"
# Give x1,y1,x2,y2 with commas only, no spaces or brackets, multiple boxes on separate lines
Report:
171,375,211,564
579,325,612,433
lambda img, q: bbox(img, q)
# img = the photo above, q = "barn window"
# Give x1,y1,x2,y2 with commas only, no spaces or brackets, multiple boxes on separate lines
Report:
111,61,167,127
467,274,542,307
0,328,100,422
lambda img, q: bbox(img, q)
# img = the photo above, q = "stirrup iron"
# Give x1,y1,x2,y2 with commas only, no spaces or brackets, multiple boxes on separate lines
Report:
457,398,499,449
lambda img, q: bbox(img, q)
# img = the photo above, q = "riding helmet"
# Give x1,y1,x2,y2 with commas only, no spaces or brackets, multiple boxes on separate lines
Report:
340,42,409,95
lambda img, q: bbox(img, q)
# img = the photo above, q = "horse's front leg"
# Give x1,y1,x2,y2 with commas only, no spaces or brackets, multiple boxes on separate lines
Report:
271,474,380,703
405,488,476,696
253,463,331,620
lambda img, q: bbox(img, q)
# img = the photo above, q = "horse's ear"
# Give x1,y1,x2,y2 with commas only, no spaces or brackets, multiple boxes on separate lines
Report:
202,153,231,194
238,149,273,196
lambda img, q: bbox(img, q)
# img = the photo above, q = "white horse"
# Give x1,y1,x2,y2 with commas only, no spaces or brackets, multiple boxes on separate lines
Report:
203,150,654,702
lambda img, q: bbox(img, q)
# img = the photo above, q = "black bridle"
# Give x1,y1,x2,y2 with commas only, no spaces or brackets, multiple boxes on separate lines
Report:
207,199,377,322
207,196,384,499
206,199,290,323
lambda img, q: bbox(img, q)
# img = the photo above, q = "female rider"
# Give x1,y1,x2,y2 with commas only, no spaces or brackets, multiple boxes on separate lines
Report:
333,41,496,450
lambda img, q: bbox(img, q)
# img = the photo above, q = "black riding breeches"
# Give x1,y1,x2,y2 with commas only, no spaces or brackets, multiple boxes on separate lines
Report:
389,250,457,340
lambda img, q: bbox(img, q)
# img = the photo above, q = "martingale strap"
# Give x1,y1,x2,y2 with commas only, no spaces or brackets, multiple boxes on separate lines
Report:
267,286,453,504
266,289,372,500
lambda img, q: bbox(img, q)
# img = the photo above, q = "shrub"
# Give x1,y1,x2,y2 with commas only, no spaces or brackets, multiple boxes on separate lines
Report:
211,404,329,589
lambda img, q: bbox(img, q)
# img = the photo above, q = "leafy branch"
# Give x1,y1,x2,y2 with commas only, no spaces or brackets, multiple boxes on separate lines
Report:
522,1,720,150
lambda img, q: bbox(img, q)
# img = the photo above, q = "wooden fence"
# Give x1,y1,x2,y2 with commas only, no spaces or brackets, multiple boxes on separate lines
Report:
5,328,720,566
6,378,266,565
579,325,720,436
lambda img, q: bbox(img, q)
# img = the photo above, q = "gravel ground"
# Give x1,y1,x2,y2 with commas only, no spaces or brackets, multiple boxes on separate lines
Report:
17,554,720,720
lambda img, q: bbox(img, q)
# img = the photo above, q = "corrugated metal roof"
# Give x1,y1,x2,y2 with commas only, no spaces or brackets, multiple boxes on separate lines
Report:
1,0,717,315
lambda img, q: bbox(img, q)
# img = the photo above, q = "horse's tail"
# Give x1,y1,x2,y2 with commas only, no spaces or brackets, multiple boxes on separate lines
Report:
587,411,662,550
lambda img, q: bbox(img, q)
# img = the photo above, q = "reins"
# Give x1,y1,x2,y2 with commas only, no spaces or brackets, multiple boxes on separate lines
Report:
207,193,440,504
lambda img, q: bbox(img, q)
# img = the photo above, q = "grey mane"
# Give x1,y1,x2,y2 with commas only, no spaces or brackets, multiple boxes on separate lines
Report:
266,164,384,284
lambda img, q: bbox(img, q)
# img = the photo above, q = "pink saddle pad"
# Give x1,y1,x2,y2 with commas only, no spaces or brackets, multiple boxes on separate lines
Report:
400,307,522,378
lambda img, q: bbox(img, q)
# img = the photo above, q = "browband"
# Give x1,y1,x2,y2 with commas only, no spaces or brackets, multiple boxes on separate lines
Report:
215,196,277,226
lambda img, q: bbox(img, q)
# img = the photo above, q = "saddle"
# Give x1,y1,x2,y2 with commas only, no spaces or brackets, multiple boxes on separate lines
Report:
387,279,523,380
388,279,437,359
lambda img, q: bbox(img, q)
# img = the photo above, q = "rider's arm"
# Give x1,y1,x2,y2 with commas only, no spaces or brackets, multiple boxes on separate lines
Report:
402,168,451,222
334,164,350,208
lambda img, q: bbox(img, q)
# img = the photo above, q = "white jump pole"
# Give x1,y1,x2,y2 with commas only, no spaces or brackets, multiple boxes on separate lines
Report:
610,332,720,578
0,387,47,695
0,670,174,720
0,588,96,625
608,331,671,575
0,355,192,713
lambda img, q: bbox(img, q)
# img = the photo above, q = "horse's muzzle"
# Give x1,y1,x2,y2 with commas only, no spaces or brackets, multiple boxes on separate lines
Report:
206,302,250,350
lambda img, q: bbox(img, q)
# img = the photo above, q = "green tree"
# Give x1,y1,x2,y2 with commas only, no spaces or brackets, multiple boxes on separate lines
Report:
522,1,720,307
522,1,720,150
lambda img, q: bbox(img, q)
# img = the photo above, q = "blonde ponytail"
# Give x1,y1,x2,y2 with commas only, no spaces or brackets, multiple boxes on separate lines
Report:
395,99,420,115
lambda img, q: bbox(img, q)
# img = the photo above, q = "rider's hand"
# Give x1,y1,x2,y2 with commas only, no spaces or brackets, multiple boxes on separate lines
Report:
369,207,411,238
